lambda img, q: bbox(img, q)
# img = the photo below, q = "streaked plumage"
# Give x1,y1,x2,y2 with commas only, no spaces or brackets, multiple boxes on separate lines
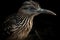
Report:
0,0,56,40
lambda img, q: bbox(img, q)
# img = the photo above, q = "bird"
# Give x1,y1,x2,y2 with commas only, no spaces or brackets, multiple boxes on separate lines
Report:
0,0,56,40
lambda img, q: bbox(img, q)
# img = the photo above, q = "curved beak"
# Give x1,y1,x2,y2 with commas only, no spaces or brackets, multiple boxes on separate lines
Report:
36,8,56,15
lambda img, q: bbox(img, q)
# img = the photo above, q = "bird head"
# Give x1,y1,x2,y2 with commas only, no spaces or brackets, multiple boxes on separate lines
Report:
18,0,56,16
18,0,40,16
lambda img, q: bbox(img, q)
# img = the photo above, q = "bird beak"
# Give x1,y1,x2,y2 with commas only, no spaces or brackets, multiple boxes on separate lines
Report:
36,8,56,16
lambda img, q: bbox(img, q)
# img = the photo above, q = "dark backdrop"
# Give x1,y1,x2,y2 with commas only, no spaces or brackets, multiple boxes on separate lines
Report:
0,0,59,16
0,0,59,40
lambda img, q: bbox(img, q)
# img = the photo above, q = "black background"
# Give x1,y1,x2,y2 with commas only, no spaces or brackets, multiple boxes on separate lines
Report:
0,0,59,40
0,0,59,16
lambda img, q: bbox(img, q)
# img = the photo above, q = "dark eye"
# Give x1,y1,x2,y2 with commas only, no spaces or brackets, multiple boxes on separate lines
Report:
30,7,35,9
29,7,36,11
23,6,36,12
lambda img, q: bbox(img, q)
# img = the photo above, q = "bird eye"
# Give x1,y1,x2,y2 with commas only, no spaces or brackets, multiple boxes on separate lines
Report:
23,6,36,12
29,7,36,11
